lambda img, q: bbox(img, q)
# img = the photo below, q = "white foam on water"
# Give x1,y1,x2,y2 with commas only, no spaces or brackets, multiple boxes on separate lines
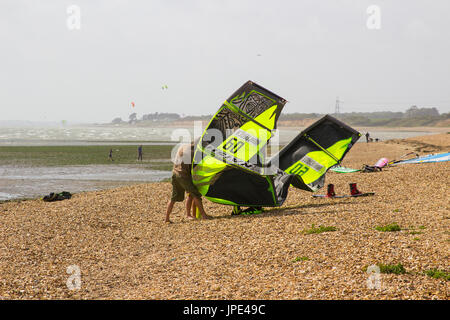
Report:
0,192,22,201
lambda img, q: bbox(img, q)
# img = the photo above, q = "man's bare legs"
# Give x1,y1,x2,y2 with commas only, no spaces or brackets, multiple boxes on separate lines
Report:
165,200,175,223
186,194,195,219
166,196,210,222
192,200,197,218
192,196,211,219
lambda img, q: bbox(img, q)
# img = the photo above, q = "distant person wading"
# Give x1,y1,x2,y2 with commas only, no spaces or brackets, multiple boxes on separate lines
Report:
138,145,143,161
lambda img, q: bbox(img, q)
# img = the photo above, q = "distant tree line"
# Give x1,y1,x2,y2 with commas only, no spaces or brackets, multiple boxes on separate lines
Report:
142,112,181,121
111,112,182,124
334,107,446,127
278,113,321,120
277,106,447,127
110,106,448,127
404,106,439,118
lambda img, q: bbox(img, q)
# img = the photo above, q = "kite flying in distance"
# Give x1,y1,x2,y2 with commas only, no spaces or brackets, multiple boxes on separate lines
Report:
162,85,168,90
131,101,135,108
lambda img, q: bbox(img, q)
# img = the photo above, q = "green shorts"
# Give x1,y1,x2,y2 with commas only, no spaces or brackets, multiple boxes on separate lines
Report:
171,174,202,202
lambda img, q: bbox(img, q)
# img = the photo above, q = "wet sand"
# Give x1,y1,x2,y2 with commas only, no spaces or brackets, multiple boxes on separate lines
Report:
0,165,171,201
0,133,448,299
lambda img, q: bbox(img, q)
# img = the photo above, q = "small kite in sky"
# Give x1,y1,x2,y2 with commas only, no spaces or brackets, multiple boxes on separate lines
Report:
131,101,135,108
162,85,168,90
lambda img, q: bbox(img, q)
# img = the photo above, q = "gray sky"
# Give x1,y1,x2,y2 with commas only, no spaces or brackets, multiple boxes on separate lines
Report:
1,0,449,123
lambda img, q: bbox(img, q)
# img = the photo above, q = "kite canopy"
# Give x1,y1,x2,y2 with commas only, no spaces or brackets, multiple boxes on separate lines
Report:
192,81,361,207
395,152,449,164
192,80,290,207
271,115,361,191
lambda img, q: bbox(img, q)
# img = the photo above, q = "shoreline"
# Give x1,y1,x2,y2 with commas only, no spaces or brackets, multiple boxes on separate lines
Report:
0,133,448,202
96,121,449,131
0,126,447,148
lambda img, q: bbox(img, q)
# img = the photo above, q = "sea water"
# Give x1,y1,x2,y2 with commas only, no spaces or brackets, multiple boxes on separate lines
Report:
0,125,437,146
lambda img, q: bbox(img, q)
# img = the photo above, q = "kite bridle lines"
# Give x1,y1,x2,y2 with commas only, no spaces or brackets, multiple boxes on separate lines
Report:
304,134,341,165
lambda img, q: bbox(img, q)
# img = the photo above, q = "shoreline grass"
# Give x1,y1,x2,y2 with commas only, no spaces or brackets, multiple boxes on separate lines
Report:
375,223,401,232
293,256,310,262
0,145,174,202
363,263,407,275
424,269,450,281
302,224,337,234
0,145,174,169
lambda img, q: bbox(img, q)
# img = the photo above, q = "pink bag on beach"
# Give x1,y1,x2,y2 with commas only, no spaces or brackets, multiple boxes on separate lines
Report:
374,157,389,168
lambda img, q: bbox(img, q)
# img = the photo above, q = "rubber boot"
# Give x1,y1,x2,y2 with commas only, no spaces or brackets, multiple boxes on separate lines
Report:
350,183,362,196
326,184,336,198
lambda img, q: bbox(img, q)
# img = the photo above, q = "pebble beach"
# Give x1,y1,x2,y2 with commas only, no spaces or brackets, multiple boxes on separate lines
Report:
0,133,448,300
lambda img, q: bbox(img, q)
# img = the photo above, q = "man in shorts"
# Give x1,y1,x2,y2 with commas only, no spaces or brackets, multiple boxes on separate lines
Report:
165,141,210,223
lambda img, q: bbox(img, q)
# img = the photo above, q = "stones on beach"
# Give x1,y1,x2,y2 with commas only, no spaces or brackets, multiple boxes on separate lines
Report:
0,135,448,299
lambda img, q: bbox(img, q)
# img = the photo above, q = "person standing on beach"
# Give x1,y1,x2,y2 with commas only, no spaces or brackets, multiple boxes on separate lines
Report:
365,132,370,143
138,145,143,161
109,148,114,161
165,141,210,223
